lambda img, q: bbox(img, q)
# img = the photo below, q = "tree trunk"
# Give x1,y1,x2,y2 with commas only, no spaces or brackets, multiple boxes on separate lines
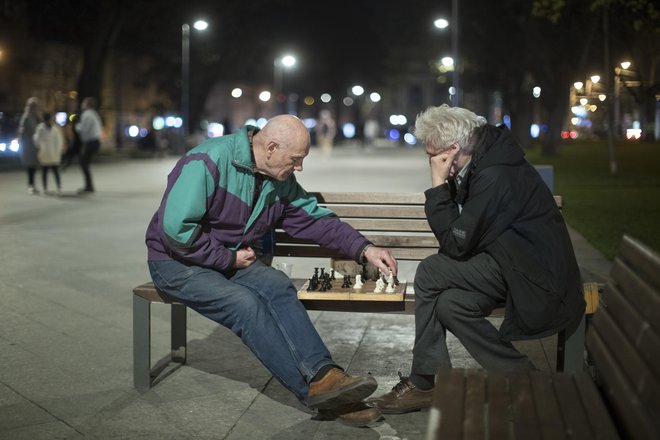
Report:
541,92,569,156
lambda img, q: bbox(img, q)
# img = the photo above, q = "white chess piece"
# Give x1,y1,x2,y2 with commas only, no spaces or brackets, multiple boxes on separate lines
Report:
353,274,364,289
385,279,395,293
374,277,385,293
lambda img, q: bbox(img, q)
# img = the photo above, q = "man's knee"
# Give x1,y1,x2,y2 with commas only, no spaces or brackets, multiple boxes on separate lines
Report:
414,257,447,298
434,289,484,326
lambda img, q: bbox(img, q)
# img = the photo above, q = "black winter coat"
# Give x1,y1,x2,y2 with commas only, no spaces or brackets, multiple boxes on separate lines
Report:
424,124,585,341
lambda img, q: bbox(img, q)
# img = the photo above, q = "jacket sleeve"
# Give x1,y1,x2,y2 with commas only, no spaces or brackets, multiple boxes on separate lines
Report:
279,181,369,261
160,158,235,270
425,169,519,259
32,124,44,147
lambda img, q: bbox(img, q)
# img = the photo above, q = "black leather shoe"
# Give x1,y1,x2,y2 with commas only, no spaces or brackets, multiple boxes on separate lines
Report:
366,372,433,414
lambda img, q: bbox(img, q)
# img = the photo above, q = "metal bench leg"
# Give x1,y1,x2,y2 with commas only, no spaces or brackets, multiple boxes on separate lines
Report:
556,314,586,373
171,303,187,363
133,294,152,389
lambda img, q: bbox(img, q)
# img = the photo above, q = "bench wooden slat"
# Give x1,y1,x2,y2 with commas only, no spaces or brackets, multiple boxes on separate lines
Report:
310,191,427,204
321,205,427,219
619,234,660,292
552,374,594,440
463,369,486,440
602,278,660,380
133,282,181,303
273,245,437,260
433,369,466,439
310,191,562,208
339,218,433,232
590,298,660,416
586,326,659,439
573,372,621,440
529,373,566,439
274,232,439,248
610,257,660,333
509,373,541,439
486,371,510,439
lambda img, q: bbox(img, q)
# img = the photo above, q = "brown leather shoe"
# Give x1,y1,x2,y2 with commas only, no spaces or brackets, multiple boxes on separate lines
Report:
308,368,377,409
367,372,434,414
317,402,382,427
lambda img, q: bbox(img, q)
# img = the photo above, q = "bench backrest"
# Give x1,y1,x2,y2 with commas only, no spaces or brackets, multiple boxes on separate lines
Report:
586,234,660,439
273,191,562,263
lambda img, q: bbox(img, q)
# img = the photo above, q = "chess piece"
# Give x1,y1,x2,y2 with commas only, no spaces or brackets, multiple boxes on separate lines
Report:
353,274,364,289
385,269,396,293
374,277,385,293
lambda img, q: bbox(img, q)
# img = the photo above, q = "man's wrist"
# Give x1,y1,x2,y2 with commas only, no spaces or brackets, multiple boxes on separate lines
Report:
360,243,374,263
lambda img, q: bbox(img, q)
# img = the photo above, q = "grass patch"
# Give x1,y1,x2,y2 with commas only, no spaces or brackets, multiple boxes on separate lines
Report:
526,140,660,259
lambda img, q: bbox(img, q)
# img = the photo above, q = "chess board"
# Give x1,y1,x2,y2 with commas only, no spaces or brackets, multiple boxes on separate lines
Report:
296,279,406,302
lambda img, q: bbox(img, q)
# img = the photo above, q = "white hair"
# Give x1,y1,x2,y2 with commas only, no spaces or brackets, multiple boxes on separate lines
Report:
413,104,487,154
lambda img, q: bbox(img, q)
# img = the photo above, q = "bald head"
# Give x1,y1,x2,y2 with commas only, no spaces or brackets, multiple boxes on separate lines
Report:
253,114,311,181
260,114,310,150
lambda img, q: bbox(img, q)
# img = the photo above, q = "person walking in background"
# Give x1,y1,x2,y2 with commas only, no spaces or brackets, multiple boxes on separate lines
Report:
315,110,336,157
33,112,64,195
61,113,81,170
75,97,102,193
18,97,42,195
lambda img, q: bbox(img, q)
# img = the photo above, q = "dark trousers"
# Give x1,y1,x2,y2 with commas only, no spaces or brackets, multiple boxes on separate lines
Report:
27,166,37,187
79,140,100,191
412,252,534,374
41,166,61,190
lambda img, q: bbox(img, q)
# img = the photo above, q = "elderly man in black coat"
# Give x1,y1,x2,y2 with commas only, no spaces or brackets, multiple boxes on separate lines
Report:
369,104,585,414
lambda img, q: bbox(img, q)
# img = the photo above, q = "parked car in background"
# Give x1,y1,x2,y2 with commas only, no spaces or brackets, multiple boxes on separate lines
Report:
0,111,23,169
0,111,21,156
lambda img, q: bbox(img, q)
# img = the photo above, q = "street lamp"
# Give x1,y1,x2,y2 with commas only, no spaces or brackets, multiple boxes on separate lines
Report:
433,0,460,105
273,54,297,114
181,19,208,139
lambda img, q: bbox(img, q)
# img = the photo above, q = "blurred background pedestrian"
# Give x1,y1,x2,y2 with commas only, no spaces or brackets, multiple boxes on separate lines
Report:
18,97,42,194
75,97,103,193
33,112,64,195
316,110,336,157
61,113,81,171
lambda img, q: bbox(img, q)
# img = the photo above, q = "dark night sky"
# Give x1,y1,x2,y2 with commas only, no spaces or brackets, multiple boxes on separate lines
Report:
22,0,454,96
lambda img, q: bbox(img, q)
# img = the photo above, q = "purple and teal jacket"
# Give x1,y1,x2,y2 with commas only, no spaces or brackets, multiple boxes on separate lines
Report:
146,126,370,271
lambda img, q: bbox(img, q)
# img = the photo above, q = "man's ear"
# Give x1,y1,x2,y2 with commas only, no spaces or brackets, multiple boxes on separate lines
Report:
266,141,278,156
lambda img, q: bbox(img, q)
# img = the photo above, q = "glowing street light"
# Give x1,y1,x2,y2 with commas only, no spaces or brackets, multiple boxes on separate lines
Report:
351,85,364,96
434,18,449,29
433,2,460,104
274,54,297,113
181,19,208,136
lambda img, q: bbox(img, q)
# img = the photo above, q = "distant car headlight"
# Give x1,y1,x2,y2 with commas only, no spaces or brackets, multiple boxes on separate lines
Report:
9,138,19,152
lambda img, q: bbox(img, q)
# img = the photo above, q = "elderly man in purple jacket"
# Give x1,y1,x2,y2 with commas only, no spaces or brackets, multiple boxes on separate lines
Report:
146,115,397,427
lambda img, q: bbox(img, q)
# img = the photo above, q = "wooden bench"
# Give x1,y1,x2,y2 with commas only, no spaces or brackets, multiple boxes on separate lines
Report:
133,191,596,389
426,234,660,439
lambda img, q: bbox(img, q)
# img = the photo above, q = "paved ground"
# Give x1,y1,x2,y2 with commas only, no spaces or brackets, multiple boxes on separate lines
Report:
0,144,612,439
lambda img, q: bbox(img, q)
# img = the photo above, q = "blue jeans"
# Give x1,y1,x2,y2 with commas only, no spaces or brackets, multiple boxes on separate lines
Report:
148,259,335,402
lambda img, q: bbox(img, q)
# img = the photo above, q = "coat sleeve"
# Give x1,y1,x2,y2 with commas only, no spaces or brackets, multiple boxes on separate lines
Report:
425,169,520,259
159,158,236,270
